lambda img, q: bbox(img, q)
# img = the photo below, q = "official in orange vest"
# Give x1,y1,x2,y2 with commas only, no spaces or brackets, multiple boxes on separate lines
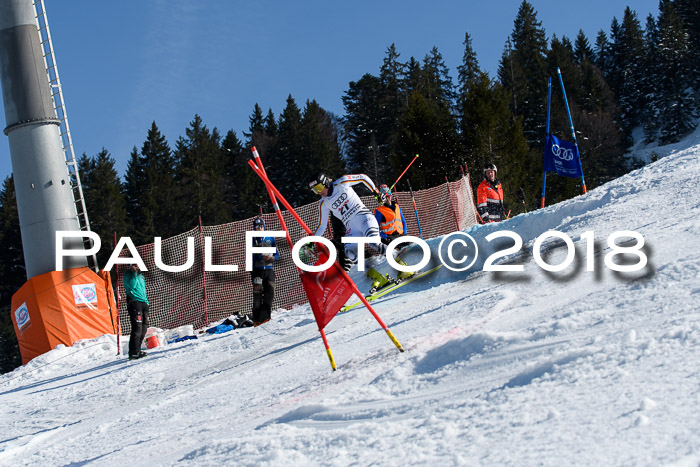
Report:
374,184,407,244
477,163,506,222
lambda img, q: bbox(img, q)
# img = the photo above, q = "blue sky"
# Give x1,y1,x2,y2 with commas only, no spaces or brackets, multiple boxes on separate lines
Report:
0,0,660,183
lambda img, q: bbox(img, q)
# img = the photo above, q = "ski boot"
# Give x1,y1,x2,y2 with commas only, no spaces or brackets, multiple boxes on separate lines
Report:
395,257,415,282
366,267,396,294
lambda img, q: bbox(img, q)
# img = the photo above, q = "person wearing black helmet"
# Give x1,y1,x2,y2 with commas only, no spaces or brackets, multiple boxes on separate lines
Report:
250,216,279,326
476,163,506,222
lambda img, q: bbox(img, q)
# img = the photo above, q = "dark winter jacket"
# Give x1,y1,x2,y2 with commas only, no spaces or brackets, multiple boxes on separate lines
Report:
252,218,280,270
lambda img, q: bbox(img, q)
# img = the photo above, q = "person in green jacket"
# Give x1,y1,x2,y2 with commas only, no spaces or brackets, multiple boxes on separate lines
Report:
123,263,149,360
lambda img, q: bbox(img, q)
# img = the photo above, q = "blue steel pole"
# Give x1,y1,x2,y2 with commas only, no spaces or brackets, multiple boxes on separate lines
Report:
406,179,423,239
557,67,587,194
541,77,552,208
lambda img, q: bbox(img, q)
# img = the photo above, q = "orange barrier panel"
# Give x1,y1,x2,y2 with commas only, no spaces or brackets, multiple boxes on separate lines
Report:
11,267,118,364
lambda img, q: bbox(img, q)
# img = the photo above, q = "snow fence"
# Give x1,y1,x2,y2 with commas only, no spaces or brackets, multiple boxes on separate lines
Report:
114,175,479,334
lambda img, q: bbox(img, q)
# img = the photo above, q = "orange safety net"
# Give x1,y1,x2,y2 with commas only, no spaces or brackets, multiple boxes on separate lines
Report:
114,175,478,335
11,267,118,364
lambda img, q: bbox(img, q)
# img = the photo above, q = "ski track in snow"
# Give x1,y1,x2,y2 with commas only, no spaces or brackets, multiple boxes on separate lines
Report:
1,130,700,465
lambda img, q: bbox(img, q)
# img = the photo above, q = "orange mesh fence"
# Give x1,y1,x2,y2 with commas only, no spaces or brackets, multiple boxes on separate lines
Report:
115,175,478,334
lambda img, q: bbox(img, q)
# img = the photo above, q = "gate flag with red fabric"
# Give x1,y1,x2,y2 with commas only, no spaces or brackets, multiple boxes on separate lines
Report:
248,150,403,371
544,134,583,178
299,249,354,330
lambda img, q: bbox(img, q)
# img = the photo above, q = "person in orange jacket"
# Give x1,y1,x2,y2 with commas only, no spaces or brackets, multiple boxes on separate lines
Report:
477,163,506,223
368,184,413,289
374,184,407,246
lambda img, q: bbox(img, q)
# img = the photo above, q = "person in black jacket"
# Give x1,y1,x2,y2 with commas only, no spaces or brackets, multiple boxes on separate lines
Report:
250,216,279,326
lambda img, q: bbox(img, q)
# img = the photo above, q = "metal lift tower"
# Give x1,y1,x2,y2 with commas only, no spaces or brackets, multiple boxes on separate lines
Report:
0,0,89,278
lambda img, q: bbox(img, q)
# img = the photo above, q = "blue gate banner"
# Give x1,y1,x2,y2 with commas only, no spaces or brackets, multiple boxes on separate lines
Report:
544,134,582,178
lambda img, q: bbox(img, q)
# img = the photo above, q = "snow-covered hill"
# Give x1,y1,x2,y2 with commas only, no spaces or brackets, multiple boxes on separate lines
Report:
1,135,699,466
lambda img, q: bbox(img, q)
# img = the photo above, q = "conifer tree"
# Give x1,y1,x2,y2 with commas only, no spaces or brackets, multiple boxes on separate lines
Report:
244,104,272,179
457,32,484,165
241,105,279,216
78,149,129,268
606,17,623,96
298,100,346,204
264,109,278,139
342,73,392,181
403,57,422,95
395,46,462,188
342,45,408,185
123,146,146,241
379,43,406,113
672,0,700,107
222,130,264,219
0,307,21,374
456,31,483,164
642,14,662,142
246,103,265,138
457,32,480,98
574,30,595,63
378,43,407,176
656,1,697,142
575,29,613,115
594,30,611,74
245,104,275,153
0,175,27,374
174,115,229,226
498,1,548,146
573,106,627,188
0,176,25,306
616,7,647,136
398,92,461,189
273,95,305,205
547,34,580,130
460,72,532,213
0,176,24,372
577,55,613,114
124,122,179,244
420,47,456,108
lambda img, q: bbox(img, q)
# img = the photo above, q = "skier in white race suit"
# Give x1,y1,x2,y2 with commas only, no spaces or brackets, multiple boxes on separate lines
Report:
309,173,402,271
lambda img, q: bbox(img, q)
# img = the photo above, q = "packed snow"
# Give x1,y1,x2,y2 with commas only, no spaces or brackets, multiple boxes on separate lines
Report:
1,131,699,466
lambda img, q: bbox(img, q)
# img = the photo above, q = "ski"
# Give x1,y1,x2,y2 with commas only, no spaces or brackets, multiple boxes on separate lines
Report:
340,264,443,313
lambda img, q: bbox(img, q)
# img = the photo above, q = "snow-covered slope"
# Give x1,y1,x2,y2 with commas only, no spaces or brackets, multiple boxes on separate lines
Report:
1,139,699,466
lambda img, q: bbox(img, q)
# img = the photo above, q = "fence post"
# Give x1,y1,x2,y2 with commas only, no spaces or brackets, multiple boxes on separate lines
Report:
445,176,461,232
198,215,208,326
114,231,121,355
463,164,484,224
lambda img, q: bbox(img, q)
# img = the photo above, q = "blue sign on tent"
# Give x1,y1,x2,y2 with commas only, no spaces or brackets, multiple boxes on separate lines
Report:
544,134,583,178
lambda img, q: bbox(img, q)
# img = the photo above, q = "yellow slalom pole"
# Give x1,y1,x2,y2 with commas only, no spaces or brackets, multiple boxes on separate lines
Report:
248,157,403,366
319,328,337,371
385,329,404,352
326,348,337,371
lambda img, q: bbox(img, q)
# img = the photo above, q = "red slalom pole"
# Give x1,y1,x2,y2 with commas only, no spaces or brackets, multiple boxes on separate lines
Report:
250,148,339,369
390,154,419,191
248,159,403,354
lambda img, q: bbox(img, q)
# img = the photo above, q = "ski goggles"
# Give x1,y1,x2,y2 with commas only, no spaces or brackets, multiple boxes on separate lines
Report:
309,181,325,194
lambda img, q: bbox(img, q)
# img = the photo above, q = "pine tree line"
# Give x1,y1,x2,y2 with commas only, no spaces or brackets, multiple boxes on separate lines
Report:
1,0,698,373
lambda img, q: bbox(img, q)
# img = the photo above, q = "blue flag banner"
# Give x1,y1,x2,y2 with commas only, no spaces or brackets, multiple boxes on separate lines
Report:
544,134,582,178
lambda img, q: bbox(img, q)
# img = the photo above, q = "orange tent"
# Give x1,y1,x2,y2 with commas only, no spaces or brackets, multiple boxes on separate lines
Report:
11,267,118,364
